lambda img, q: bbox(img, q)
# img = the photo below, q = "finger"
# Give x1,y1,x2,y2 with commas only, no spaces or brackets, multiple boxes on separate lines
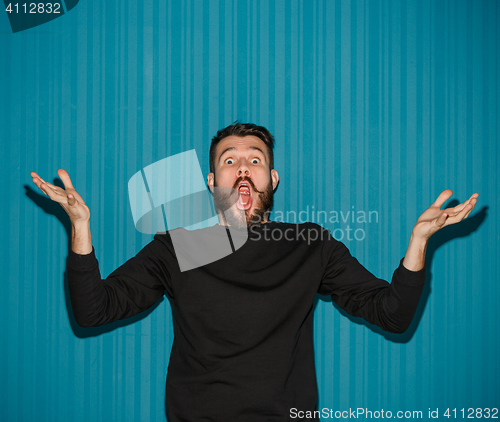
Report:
445,203,472,225
66,188,86,205
31,173,57,191
67,194,77,206
446,192,479,214
35,182,67,201
31,174,45,189
31,172,48,186
39,184,68,204
432,189,453,209
40,180,63,194
450,197,473,212
436,211,448,228
31,176,52,196
462,193,479,207
463,203,475,219
446,196,478,219
30,171,43,181
35,182,50,196
463,197,478,219
464,207,473,219
449,202,468,213
57,169,75,190
462,192,479,206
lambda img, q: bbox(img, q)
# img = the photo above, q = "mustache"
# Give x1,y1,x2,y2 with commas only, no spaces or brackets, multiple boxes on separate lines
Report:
233,176,264,194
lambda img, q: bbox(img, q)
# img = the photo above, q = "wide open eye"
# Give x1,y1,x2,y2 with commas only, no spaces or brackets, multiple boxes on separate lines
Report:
251,158,261,164
224,158,234,164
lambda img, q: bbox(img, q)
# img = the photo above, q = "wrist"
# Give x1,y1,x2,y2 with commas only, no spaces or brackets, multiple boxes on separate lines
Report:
403,233,428,272
72,219,90,230
71,220,92,255
411,227,430,243
409,230,428,255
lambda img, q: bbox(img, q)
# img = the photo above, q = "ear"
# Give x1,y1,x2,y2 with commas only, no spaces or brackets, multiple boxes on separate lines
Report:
271,169,279,190
207,172,215,192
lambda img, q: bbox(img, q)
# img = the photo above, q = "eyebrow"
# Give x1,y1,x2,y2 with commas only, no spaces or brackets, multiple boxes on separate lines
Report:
218,146,266,164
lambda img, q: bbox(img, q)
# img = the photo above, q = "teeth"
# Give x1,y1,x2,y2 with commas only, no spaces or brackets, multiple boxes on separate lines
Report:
239,188,250,205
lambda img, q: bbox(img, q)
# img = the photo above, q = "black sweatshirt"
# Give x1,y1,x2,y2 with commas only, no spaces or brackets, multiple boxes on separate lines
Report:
67,221,425,421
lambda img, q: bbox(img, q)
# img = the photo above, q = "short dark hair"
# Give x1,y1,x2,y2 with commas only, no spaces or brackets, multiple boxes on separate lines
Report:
209,122,275,174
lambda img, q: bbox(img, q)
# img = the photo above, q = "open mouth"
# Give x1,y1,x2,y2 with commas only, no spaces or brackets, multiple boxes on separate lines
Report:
236,182,253,210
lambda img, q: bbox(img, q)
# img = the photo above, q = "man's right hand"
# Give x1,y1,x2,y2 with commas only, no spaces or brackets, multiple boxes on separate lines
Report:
31,169,93,254
31,169,90,225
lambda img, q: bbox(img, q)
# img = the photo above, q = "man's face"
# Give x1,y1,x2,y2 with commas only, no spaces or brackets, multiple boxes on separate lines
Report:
207,135,279,228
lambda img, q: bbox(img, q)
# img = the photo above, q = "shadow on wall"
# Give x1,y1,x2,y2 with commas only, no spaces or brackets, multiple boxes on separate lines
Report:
315,201,488,344
25,180,164,339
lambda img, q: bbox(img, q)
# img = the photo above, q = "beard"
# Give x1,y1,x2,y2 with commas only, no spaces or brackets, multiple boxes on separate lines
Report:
212,175,274,229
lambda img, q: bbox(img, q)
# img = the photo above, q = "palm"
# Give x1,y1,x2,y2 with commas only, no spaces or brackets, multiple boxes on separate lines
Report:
413,189,478,240
31,169,90,223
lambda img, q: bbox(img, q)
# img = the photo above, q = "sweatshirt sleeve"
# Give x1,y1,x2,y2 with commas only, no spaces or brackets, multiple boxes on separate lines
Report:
66,234,174,328
318,236,425,333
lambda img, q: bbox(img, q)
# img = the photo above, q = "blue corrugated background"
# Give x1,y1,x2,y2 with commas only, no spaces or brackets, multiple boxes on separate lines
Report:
1,0,498,421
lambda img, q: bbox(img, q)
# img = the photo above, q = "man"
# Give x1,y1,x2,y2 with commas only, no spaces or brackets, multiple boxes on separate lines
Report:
31,123,478,421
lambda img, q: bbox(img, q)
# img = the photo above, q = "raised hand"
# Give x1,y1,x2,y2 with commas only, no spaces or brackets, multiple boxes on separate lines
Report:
31,169,90,225
412,189,478,241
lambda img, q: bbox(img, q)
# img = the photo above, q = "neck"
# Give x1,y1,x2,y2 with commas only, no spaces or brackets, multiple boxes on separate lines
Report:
216,211,270,227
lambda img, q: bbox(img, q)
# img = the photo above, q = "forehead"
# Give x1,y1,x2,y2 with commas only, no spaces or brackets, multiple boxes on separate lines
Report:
215,135,269,158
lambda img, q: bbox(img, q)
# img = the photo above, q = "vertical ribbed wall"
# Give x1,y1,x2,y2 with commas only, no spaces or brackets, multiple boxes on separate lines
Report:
1,1,498,420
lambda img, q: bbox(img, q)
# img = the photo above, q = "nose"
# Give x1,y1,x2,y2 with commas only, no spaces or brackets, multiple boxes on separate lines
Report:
237,160,251,177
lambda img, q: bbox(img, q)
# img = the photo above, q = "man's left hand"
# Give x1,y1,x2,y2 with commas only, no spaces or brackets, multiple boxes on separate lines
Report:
412,189,478,241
